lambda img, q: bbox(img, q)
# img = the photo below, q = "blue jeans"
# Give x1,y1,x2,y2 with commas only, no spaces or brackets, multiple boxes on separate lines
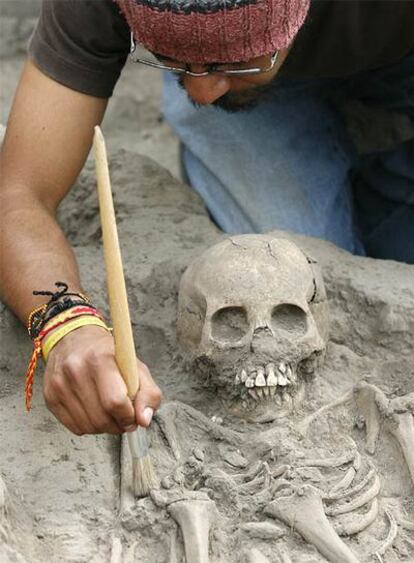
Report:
162,50,414,263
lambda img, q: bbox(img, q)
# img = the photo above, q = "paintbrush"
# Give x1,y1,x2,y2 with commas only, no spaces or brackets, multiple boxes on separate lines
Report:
93,125,156,497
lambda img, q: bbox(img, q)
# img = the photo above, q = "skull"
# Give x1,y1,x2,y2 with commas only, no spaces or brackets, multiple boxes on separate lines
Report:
177,235,329,423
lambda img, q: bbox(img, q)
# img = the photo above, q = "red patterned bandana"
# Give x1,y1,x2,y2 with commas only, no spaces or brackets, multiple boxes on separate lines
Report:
115,0,310,63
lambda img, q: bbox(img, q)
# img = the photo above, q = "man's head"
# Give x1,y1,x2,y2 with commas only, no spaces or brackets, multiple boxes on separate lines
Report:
116,0,310,108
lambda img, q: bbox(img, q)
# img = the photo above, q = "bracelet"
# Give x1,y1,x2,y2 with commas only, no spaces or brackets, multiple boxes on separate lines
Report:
40,306,103,332
27,282,92,339
42,316,110,361
24,303,107,411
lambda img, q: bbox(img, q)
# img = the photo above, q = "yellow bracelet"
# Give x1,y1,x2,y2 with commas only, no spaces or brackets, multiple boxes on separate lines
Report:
42,316,110,361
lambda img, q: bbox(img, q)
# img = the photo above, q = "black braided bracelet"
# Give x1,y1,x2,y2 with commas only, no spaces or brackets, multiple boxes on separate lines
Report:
29,282,94,339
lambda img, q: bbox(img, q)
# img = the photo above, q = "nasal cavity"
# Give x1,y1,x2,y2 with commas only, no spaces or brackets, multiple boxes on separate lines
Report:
253,325,273,337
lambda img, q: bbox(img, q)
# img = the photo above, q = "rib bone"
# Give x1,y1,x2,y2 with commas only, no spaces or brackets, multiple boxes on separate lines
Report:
265,485,361,563
328,467,356,496
168,499,216,563
325,475,381,516
375,508,398,559
327,464,376,500
299,449,356,468
332,499,379,537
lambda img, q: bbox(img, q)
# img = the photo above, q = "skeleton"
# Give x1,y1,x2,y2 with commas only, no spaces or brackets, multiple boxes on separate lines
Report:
177,235,329,423
117,399,388,563
117,236,411,562
130,236,382,562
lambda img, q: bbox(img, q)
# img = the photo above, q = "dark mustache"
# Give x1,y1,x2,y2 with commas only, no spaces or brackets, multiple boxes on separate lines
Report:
177,75,277,113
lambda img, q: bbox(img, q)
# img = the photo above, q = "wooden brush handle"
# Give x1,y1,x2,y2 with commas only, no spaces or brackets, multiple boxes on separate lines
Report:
93,126,139,399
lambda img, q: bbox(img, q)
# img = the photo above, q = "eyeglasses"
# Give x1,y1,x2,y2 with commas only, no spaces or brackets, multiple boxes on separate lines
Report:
129,33,279,77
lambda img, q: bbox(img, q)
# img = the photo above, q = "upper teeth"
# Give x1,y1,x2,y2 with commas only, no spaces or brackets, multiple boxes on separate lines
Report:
255,367,266,387
245,375,256,388
278,373,289,386
266,364,278,386
235,362,296,390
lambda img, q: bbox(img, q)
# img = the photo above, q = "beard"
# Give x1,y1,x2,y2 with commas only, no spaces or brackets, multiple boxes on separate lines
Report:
177,75,277,113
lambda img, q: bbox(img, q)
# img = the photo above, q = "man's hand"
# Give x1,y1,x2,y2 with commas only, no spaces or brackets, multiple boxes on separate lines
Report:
43,325,162,435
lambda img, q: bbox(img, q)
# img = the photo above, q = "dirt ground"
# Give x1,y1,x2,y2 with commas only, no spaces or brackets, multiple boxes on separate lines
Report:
1,46,414,563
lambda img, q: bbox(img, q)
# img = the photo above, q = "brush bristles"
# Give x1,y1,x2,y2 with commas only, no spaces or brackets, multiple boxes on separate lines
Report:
132,455,157,497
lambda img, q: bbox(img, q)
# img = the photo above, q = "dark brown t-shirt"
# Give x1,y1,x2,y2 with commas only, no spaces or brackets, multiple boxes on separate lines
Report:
28,0,414,98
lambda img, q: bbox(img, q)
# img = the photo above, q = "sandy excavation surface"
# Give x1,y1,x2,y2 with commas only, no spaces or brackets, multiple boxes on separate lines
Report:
0,147,413,562
1,24,414,563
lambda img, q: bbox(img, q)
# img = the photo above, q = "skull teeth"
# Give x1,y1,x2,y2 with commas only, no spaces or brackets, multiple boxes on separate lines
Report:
266,364,278,386
255,368,266,387
241,362,296,390
237,362,300,406
245,375,256,388
236,361,301,411
256,388,264,399
248,389,259,401
287,364,294,380
278,361,287,374
277,373,289,386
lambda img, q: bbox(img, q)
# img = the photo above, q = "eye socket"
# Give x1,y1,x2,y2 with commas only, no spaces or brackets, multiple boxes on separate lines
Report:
211,306,249,343
271,304,307,336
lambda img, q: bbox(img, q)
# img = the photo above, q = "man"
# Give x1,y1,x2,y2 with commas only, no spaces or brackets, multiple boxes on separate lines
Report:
0,0,413,436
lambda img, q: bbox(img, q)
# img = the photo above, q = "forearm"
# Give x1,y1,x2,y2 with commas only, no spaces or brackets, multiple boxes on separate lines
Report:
0,61,108,325
0,189,82,325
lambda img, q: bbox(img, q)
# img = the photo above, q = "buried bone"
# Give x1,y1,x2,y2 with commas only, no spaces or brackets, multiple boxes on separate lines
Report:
354,383,414,487
325,474,381,516
168,498,216,563
332,498,379,537
265,485,361,563
375,508,398,560
327,463,376,500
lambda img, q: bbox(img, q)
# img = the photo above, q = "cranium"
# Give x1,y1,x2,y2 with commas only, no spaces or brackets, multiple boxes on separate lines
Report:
177,235,329,423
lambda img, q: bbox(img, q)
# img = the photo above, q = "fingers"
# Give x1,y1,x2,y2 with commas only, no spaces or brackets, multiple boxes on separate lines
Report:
93,356,136,431
43,326,161,436
134,359,162,428
69,371,125,435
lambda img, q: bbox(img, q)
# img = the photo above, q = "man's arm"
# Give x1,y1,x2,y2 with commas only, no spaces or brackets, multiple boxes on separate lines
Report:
0,60,161,435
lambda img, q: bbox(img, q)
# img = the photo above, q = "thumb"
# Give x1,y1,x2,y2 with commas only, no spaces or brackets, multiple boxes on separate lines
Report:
134,360,162,427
